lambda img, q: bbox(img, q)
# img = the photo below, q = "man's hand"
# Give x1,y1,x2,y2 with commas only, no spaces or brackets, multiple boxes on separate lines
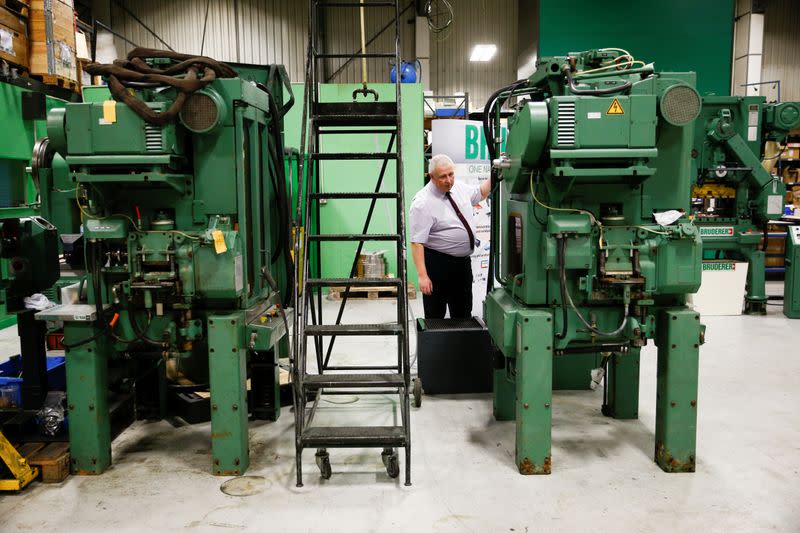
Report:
418,274,433,295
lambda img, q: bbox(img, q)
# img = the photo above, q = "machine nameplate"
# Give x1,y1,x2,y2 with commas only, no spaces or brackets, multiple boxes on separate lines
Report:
699,226,734,237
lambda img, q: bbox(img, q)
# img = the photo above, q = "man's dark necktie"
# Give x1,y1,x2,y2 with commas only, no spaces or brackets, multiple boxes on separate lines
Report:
445,191,475,250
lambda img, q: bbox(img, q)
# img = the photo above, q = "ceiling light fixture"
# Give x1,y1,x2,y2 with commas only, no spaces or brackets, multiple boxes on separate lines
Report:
470,44,497,62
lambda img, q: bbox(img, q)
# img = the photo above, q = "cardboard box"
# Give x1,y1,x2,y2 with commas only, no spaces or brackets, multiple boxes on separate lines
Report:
690,260,748,316
29,0,76,82
0,7,29,69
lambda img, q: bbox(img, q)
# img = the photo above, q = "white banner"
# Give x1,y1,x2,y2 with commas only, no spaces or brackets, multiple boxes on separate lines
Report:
431,120,505,315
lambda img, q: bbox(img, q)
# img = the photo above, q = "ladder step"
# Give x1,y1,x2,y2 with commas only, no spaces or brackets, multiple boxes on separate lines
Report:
310,192,399,200
311,152,398,160
306,277,402,287
304,323,403,336
314,102,398,126
316,53,396,59
301,426,406,448
317,128,397,135
308,233,400,241
304,373,405,389
316,2,398,7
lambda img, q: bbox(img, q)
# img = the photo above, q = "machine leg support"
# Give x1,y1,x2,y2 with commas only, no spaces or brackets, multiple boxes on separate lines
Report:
208,313,250,476
744,250,767,315
514,310,553,475
655,308,700,473
64,323,112,475
602,347,641,420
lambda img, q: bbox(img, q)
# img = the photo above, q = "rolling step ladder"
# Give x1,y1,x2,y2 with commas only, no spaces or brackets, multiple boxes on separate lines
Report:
292,0,411,486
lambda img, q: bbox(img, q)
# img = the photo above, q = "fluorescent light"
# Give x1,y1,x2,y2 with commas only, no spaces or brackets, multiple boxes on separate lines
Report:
470,44,497,62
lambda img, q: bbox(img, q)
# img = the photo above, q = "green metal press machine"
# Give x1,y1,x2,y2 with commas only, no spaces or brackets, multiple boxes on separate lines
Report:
485,49,704,474
690,96,800,314
33,50,295,476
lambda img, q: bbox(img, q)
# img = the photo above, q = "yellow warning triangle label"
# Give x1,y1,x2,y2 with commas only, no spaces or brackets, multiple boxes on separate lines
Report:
607,98,625,115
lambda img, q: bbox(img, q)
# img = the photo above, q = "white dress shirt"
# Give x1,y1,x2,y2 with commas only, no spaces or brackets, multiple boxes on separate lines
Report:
409,180,482,257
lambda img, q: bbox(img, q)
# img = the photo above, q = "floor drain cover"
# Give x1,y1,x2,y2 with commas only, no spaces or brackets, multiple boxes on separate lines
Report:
220,476,266,496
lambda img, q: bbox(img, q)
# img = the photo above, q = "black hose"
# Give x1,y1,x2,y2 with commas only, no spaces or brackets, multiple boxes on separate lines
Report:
255,81,295,307
563,67,632,96
555,237,569,339
483,79,528,296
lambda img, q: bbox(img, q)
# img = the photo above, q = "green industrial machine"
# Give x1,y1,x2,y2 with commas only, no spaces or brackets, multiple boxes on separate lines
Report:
484,49,704,474
690,97,800,313
34,50,295,476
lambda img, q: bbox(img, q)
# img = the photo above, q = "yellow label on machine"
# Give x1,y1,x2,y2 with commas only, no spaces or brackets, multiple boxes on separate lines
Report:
212,230,227,254
102,100,117,123
607,98,625,115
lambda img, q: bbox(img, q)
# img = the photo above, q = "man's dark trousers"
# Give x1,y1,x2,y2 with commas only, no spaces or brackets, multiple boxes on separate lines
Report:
422,247,472,319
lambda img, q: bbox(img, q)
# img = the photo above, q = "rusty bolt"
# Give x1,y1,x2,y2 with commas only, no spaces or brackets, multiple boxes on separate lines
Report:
690,400,697,407
523,403,529,409
232,404,238,411
234,458,240,466
671,344,676,349
212,404,218,411
544,402,550,409
670,401,676,407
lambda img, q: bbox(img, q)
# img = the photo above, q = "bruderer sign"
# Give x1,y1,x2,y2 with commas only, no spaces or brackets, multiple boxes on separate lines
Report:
699,226,735,237
702,262,736,271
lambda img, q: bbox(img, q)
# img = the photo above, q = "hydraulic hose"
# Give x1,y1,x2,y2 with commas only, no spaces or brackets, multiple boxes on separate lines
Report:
555,237,569,339
564,67,632,96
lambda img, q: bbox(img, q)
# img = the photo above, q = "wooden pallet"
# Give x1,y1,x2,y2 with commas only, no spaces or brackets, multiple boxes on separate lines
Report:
28,442,69,483
28,73,79,93
327,282,417,301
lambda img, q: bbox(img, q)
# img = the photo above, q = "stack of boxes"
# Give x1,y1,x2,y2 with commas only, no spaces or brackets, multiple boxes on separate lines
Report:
0,0,78,91
29,0,77,87
0,0,30,73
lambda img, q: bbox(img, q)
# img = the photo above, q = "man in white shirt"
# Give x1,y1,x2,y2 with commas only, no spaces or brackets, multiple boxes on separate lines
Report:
409,154,492,319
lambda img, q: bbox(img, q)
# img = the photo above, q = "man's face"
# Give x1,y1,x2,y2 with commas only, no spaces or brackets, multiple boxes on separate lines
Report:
431,164,455,194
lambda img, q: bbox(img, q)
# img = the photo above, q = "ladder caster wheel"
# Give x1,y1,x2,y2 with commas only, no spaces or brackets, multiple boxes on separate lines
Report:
381,448,400,478
412,378,422,408
316,450,332,480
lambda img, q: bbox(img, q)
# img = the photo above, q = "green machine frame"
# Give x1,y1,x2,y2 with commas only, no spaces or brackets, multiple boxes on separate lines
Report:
35,57,294,476
690,97,800,314
485,49,705,474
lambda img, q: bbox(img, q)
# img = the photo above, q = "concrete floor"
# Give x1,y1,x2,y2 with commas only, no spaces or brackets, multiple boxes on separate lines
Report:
1,283,799,532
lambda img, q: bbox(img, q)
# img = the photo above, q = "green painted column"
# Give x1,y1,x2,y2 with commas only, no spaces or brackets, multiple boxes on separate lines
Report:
602,347,641,420
655,308,700,472
64,322,112,475
515,309,553,475
208,312,249,476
